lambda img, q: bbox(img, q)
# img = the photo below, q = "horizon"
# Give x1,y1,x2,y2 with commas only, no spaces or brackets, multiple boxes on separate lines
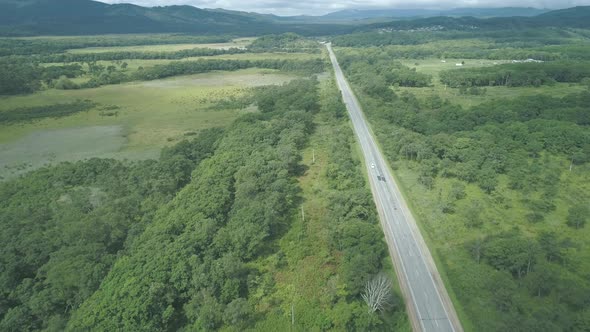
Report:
95,0,589,16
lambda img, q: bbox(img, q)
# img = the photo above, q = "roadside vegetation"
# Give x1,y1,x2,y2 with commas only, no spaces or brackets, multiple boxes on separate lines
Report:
334,28,590,330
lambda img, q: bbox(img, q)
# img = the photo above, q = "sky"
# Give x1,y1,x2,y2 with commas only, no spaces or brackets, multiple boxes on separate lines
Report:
97,0,590,16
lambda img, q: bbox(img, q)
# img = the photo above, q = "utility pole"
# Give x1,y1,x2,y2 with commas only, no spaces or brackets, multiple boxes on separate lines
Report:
301,206,305,222
291,304,295,326
312,149,315,164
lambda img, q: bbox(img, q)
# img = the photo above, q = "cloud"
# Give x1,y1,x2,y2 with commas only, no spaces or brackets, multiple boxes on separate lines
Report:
97,0,590,16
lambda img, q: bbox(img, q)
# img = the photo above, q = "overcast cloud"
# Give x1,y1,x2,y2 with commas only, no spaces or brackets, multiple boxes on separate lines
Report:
97,0,590,16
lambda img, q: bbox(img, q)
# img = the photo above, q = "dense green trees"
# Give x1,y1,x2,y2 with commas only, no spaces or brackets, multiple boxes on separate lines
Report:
0,59,41,94
566,205,588,229
0,129,223,331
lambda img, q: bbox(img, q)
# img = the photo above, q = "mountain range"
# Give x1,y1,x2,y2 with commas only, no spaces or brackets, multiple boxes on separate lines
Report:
0,0,588,36
321,7,551,20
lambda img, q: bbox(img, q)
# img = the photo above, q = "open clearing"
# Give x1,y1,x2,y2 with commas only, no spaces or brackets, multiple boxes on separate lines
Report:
0,68,296,179
140,70,296,88
66,38,254,53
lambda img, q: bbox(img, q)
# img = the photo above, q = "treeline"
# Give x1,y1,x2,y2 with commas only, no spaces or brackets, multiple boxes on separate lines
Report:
373,91,590,191
0,100,96,124
336,48,431,100
248,33,321,53
0,128,224,331
0,58,326,94
63,79,318,330
0,60,84,94
251,80,400,330
368,43,562,61
132,58,326,81
6,47,247,64
332,28,574,48
0,35,232,56
440,61,590,87
321,94,390,303
331,29,590,60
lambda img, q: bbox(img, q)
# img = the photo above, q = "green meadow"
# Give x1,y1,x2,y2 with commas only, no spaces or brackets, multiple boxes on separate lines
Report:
0,68,296,179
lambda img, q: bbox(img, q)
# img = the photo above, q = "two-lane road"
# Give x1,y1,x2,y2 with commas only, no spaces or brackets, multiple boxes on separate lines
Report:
326,43,463,332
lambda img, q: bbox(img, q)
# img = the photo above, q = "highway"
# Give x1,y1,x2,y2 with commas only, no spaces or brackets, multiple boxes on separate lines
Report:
326,43,463,332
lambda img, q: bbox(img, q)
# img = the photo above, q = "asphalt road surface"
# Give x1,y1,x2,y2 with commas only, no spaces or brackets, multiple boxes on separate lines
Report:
326,43,463,332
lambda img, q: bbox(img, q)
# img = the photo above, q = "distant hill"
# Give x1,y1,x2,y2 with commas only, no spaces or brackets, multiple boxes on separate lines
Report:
322,7,550,20
365,6,590,31
0,0,349,36
536,6,590,27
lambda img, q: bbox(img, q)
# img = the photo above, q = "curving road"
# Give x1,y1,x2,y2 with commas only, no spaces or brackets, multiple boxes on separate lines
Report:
326,43,463,332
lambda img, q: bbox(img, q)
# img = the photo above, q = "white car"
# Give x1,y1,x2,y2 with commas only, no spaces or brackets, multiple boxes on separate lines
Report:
370,163,375,169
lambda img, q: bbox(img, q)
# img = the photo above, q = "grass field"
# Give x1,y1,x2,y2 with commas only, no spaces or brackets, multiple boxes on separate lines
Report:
0,68,296,179
66,38,255,53
400,58,512,78
396,58,587,108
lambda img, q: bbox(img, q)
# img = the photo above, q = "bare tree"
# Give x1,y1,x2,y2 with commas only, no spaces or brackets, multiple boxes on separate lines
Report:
361,274,392,313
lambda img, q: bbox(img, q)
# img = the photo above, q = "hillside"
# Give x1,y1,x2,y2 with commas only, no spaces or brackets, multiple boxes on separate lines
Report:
366,6,590,31
322,7,550,20
0,0,348,36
